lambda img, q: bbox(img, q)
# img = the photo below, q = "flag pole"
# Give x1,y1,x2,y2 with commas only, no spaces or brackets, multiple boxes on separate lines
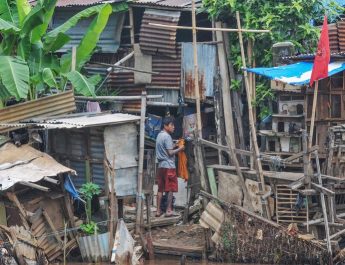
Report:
308,80,319,150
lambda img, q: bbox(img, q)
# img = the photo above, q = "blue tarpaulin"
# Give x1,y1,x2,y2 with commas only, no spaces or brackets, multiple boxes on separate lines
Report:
247,61,345,86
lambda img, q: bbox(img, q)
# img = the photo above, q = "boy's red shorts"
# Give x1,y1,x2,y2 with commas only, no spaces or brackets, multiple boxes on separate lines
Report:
156,168,178,192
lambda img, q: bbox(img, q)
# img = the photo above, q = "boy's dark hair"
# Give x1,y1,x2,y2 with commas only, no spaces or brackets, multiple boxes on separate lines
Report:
162,116,175,126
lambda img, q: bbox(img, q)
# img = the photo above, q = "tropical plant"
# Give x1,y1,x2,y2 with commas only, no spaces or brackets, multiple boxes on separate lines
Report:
79,182,101,224
202,0,344,118
0,0,128,106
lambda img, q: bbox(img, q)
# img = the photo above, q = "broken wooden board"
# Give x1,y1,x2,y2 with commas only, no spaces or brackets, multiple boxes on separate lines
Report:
153,242,204,258
245,179,275,216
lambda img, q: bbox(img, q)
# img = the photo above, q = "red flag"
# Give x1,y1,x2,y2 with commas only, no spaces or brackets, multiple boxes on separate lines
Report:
309,15,330,87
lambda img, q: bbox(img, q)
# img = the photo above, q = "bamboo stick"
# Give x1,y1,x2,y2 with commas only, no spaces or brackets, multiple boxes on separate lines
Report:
149,23,270,33
136,92,147,234
308,81,319,150
235,11,271,219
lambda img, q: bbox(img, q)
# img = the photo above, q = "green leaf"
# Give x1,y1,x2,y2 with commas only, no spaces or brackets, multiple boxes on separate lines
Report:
0,56,30,99
88,74,101,86
31,0,58,43
17,36,31,60
45,4,108,46
66,71,96,97
43,32,70,52
20,4,44,38
42,68,57,88
0,0,13,22
0,83,12,101
16,0,31,27
76,4,112,68
0,17,20,33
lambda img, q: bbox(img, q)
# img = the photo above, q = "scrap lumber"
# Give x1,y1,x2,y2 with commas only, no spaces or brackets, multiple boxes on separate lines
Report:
153,242,203,258
19,181,49,192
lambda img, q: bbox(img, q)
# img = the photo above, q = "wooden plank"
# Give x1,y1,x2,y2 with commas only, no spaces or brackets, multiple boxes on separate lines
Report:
136,92,146,234
207,167,218,196
43,210,63,245
19,181,50,192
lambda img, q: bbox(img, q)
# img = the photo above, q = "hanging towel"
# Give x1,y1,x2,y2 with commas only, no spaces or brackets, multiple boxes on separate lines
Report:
177,139,189,181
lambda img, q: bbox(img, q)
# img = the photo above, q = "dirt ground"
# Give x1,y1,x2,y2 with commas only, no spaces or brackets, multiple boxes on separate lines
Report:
151,223,205,248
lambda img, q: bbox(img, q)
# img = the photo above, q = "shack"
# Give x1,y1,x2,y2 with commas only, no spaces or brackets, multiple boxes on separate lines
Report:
25,112,141,197
0,141,78,264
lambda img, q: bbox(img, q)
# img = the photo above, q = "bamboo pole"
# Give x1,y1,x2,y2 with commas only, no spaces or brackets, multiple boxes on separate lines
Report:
191,0,208,196
136,92,147,234
308,81,319,150
149,23,270,33
235,11,271,219
129,7,135,45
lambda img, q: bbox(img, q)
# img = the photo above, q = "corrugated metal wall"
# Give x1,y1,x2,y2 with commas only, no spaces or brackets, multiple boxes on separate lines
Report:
181,43,217,100
53,7,125,53
49,124,138,197
139,9,181,58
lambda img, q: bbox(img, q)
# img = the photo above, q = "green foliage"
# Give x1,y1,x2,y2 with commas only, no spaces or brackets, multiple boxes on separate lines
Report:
202,0,344,118
79,182,101,234
80,221,99,235
0,0,128,106
80,182,101,201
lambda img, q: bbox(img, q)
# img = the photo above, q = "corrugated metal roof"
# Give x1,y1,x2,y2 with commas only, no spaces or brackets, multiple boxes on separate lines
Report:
0,91,76,133
0,143,74,191
0,113,140,129
131,0,202,9
30,113,140,129
139,9,181,58
29,0,122,7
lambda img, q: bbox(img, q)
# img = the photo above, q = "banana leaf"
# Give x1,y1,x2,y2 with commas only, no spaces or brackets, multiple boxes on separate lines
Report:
0,0,13,22
66,71,96,97
0,56,30,99
16,0,31,27
76,4,112,68
0,18,20,33
42,68,57,88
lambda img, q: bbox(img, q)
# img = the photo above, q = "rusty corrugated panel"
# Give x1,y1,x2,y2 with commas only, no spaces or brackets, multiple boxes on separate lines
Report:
338,21,345,52
139,9,181,58
108,71,135,87
150,45,181,88
131,0,202,9
329,23,339,53
118,87,144,113
0,91,76,133
181,43,217,100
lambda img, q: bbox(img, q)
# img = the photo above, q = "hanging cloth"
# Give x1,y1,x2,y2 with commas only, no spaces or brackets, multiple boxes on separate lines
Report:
177,139,189,181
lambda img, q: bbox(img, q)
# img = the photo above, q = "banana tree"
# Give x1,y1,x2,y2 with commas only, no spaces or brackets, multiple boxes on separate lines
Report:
0,0,128,106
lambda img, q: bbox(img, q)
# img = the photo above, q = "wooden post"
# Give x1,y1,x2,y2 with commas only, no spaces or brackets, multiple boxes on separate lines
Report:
215,21,237,163
136,92,147,234
71,46,76,71
192,0,202,136
129,7,135,45
314,150,332,254
235,11,271,219
308,81,319,150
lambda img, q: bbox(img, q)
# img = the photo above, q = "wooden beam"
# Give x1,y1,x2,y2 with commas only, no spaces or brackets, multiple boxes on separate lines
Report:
310,182,335,196
283,145,318,163
235,11,271,219
43,210,63,245
136,92,146,234
148,23,270,33
18,181,50,192
215,21,236,161
43,177,60,185
308,81,319,150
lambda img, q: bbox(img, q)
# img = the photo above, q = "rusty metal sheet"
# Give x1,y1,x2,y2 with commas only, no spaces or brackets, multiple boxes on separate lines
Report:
338,21,345,52
0,91,76,133
181,43,217,100
131,0,202,9
0,143,74,191
149,45,181,88
108,71,135,87
329,23,339,53
139,9,181,58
